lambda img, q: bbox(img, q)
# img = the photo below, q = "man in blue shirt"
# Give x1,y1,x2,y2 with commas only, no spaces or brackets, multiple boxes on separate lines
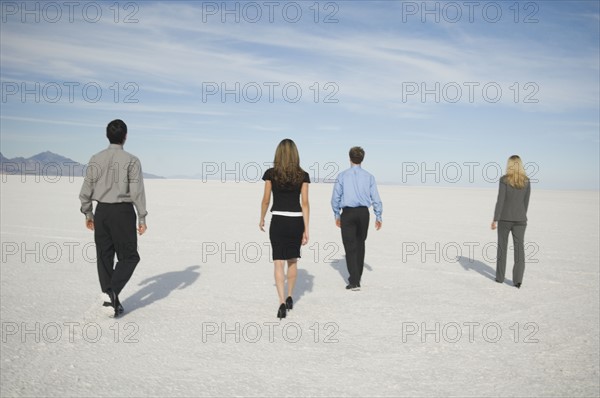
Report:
331,147,382,290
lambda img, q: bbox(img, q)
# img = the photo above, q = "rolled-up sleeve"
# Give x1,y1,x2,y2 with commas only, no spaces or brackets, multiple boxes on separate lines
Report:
370,176,383,222
331,177,343,220
128,157,147,225
79,158,95,220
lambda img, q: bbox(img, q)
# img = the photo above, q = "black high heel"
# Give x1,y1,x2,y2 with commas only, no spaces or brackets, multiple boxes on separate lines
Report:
285,296,293,311
277,303,286,320
515,283,522,289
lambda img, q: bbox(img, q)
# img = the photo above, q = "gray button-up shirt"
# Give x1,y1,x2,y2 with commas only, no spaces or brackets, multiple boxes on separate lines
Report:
79,144,148,224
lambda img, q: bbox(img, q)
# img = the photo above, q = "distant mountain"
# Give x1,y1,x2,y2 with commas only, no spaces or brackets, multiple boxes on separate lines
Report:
0,151,164,179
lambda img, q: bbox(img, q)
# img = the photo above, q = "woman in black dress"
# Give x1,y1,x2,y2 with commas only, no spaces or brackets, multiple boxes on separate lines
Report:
260,139,310,319
491,155,531,288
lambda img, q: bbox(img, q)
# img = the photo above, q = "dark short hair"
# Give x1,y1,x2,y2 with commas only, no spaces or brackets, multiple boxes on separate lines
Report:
106,119,127,144
349,146,365,164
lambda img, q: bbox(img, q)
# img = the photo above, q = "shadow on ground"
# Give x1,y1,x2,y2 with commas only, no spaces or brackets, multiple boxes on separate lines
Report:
329,256,372,285
121,265,200,315
456,256,513,285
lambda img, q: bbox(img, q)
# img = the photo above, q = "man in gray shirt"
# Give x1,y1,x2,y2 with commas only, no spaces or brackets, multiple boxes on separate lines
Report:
79,119,148,317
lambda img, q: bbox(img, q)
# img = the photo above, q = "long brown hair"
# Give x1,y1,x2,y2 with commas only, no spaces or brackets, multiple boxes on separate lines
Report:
504,155,529,189
272,139,305,188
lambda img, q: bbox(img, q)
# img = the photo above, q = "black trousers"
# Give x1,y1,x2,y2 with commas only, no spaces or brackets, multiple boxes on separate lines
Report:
340,207,369,285
94,202,140,295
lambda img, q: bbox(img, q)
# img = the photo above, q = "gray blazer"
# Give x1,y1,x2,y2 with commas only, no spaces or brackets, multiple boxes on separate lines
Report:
493,176,531,222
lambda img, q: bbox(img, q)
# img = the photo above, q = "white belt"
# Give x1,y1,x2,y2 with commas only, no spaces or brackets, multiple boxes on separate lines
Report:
271,211,303,217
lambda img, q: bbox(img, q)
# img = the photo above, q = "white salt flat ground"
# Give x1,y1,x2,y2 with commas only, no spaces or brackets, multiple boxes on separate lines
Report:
1,175,598,397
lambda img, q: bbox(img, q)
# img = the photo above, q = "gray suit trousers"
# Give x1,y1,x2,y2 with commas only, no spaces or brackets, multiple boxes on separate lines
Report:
496,221,527,284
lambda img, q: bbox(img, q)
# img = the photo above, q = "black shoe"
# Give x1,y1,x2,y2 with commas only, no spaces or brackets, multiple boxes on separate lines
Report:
348,279,361,288
103,299,124,314
277,303,287,320
495,279,503,283
285,296,293,311
346,284,360,291
515,283,522,289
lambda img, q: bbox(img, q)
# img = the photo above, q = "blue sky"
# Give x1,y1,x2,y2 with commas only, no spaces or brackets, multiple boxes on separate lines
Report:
1,1,598,189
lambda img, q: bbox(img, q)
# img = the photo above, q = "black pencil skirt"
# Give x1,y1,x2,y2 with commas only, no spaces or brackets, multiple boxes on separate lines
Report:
269,215,304,260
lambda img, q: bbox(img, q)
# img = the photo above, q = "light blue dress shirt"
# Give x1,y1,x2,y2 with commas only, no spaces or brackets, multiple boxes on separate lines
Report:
331,165,383,222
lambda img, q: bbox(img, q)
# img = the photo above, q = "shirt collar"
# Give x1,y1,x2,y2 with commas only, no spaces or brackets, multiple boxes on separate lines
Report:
108,144,124,150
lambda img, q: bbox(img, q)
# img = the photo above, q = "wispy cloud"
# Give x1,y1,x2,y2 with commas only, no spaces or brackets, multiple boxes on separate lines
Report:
0,1,597,188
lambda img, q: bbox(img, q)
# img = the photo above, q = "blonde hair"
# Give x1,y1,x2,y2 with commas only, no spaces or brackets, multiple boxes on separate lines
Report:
272,139,305,187
504,155,528,189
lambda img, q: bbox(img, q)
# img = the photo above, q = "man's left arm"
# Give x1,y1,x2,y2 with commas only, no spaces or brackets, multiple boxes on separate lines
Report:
128,158,148,234
370,175,382,229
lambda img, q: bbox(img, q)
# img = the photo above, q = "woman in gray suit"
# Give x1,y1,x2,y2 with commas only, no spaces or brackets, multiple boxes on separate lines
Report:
491,155,531,288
